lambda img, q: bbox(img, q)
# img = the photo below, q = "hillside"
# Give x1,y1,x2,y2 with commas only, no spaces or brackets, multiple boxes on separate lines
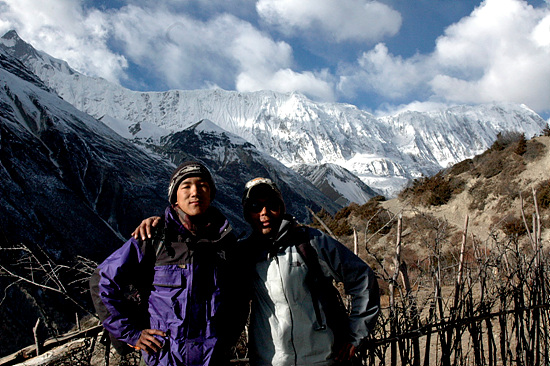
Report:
315,132,550,266
392,133,550,241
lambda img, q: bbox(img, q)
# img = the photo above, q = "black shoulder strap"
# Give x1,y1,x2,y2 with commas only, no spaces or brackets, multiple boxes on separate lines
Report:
152,226,166,258
141,219,167,262
294,227,329,330
293,227,350,341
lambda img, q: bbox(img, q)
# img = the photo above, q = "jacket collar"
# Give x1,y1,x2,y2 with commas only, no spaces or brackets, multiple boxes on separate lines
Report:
165,205,231,243
248,214,297,257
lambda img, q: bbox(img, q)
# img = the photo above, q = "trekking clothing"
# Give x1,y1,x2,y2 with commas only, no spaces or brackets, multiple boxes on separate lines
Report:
96,206,247,366
243,214,380,366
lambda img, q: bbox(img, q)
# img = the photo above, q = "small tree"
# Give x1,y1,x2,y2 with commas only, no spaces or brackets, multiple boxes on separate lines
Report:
514,133,527,155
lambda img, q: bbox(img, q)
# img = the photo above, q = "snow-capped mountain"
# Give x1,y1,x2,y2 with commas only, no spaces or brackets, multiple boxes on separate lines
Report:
0,45,173,354
295,163,380,207
1,30,547,201
0,41,338,251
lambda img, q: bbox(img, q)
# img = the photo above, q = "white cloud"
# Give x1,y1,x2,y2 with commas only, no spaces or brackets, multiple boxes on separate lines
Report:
237,68,335,101
340,0,550,114
0,0,333,100
430,0,550,111
373,101,455,117
338,43,429,99
108,7,334,99
256,0,401,42
1,0,548,115
229,23,335,100
0,0,128,82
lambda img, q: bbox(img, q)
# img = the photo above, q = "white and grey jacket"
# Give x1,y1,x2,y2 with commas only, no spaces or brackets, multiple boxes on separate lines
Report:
243,215,380,366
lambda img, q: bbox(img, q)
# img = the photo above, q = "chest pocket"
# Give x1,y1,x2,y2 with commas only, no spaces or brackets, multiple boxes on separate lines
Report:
282,249,309,303
153,266,187,288
149,266,189,324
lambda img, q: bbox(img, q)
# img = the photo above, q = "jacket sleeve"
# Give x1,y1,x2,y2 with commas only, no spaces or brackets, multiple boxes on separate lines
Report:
309,228,380,346
97,237,150,346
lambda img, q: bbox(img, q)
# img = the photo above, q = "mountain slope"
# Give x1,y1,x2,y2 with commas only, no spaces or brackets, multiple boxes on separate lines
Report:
295,163,381,206
2,30,546,197
0,44,345,354
0,50,172,261
388,134,550,241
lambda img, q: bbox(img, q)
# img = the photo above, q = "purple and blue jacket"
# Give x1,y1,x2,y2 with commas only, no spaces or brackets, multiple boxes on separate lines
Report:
96,206,247,366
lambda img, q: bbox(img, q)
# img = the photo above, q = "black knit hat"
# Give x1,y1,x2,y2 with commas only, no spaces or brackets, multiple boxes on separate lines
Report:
168,161,216,204
242,177,285,213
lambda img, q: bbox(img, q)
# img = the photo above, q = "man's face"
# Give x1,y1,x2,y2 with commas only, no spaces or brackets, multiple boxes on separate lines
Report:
175,176,211,216
247,196,282,236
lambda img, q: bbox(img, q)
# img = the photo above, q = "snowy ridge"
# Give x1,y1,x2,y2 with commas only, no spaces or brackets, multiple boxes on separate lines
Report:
2,30,547,197
295,163,380,206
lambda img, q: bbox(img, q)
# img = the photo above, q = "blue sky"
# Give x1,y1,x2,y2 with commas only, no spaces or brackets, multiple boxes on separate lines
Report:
1,0,549,119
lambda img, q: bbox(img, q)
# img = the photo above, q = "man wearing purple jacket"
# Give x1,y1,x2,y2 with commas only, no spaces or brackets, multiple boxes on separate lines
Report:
94,161,247,366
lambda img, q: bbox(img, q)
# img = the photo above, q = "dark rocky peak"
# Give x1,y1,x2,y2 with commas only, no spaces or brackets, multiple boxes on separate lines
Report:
1,30,42,62
0,29,75,76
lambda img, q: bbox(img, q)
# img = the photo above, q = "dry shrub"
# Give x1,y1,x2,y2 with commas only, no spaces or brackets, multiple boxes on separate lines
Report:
494,179,521,203
490,130,524,151
476,151,505,179
356,196,393,235
335,205,354,221
400,173,454,207
311,208,333,231
536,180,550,209
474,134,526,179
448,158,474,176
499,214,530,237
468,179,491,211
312,207,353,236
514,133,527,155
404,212,455,272
332,220,353,236
523,139,546,161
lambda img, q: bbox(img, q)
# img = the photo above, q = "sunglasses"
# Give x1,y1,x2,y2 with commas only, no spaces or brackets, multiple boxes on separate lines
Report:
247,199,280,213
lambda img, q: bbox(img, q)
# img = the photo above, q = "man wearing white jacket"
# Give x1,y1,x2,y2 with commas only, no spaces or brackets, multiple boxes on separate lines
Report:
240,178,380,366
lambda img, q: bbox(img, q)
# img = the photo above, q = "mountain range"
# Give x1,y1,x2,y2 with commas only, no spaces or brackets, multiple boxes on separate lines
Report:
2,30,546,201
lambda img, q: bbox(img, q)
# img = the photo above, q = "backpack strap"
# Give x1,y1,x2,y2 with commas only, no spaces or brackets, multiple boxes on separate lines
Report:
293,227,350,344
139,218,167,265
294,231,327,331
151,224,167,258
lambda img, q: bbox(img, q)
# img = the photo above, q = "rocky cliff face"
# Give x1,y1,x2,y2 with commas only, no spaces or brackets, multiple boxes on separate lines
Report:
0,47,176,355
